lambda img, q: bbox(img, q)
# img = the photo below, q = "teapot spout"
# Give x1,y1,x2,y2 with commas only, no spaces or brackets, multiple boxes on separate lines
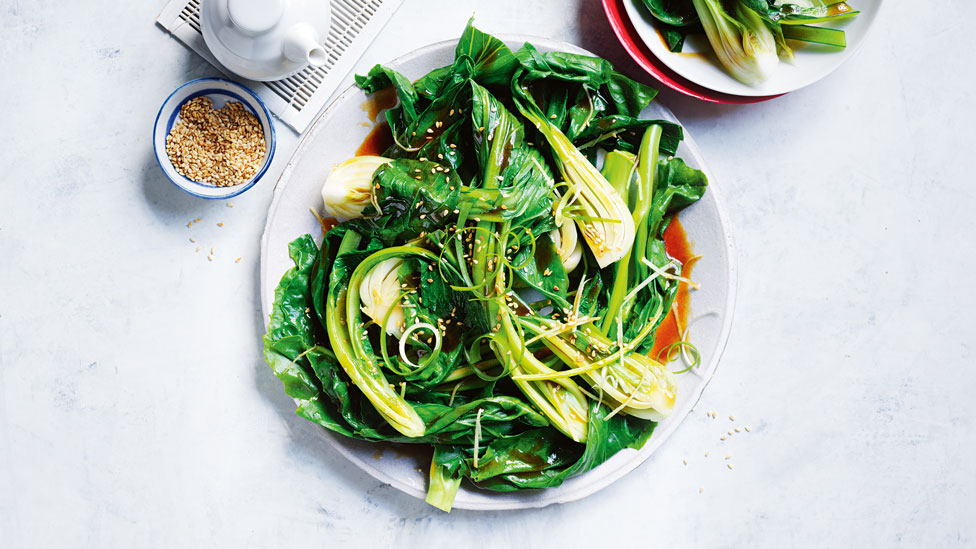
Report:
283,23,327,67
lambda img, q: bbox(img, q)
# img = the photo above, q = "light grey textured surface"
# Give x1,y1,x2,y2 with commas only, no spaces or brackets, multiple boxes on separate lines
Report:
0,0,973,546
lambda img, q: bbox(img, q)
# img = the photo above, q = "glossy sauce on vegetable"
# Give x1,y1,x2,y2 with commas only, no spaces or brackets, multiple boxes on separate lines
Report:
356,121,394,157
361,87,398,123
650,215,698,362
653,26,706,59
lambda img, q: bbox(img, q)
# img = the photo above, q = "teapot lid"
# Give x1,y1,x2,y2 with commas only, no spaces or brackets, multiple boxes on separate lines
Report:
227,0,285,34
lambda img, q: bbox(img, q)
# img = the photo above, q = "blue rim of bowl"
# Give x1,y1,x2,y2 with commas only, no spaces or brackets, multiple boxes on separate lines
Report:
152,77,277,200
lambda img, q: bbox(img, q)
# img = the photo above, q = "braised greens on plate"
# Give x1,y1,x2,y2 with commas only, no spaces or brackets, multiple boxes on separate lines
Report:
643,0,859,85
264,21,707,511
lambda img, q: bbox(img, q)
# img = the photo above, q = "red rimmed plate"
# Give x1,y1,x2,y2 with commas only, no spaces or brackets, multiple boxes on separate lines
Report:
602,0,782,104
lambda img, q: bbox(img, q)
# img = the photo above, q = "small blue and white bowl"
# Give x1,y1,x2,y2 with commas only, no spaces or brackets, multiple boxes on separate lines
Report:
153,77,276,199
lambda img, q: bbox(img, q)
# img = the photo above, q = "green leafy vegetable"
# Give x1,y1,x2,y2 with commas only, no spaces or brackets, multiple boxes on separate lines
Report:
693,0,779,85
264,19,709,512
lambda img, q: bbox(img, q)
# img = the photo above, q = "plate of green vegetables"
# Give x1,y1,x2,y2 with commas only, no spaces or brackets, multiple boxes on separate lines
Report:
624,0,882,96
260,21,736,511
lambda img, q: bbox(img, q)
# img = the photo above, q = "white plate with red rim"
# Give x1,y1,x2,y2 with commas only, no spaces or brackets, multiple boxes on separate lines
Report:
260,35,737,510
622,0,884,97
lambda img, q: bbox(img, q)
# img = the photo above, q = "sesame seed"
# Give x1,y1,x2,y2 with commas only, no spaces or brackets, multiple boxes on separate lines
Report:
728,464,734,470
210,248,214,255
682,459,687,465
699,488,704,494
165,97,264,187
704,451,709,457
226,202,234,208
426,128,434,134
745,426,752,432
720,436,727,441
725,454,732,460
449,109,455,116
207,255,213,262
217,222,224,227
189,237,196,243
735,427,742,433
195,246,201,252
729,415,735,421
235,257,241,263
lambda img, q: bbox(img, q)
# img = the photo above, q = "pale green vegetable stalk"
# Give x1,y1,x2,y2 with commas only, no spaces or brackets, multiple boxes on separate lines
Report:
325,238,427,438
469,81,590,442
550,218,583,274
692,0,779,85
599,149,638,336
359,258,406,337
426,458,462,512
519,107,635,268
321,155,391,219
515,318,678,421
498,310,590,442
601,126,661,335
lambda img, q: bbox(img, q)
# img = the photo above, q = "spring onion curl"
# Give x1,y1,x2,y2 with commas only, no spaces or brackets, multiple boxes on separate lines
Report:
321,156,392,219
659,341,701,375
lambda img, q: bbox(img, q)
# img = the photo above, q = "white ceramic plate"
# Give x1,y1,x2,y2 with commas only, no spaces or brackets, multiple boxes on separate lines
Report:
260,36,737,510
623,0,883,97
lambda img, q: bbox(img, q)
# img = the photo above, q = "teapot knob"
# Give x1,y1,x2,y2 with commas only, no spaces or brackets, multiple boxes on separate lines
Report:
227,0,284,35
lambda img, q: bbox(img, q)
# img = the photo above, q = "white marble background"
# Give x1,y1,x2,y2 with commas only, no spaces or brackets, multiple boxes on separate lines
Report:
1,0,974,546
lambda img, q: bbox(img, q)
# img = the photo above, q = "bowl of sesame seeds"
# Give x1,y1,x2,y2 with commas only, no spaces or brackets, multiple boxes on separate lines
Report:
153,77,275,199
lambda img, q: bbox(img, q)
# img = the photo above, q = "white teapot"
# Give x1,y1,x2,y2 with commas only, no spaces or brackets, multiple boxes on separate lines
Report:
201,0,332,81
